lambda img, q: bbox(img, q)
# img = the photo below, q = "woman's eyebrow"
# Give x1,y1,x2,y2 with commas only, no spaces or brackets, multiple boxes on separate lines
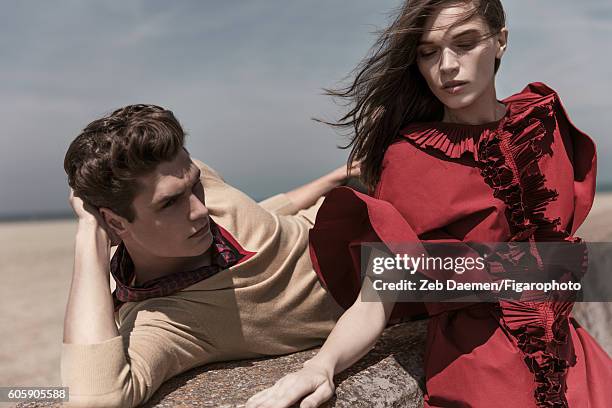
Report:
451,28,481,39
418,28,481,45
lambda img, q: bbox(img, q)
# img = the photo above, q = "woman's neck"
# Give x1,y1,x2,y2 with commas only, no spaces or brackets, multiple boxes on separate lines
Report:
442,83,506,125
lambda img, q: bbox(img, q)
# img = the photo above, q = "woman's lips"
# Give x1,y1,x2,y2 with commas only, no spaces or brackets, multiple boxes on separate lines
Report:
442,81,468,94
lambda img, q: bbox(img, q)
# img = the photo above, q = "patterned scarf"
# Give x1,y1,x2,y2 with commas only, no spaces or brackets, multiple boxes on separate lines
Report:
110,219,244,310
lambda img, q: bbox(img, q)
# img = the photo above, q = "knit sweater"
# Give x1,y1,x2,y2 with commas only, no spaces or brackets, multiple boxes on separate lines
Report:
61,160,343,407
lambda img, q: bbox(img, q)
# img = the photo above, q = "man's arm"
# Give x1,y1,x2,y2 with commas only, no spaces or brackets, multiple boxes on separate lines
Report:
62,192,213,407
63,190,118,344
284,163,360,212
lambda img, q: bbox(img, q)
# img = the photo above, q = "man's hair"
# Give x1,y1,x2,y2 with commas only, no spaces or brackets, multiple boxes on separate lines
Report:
64,104,185,222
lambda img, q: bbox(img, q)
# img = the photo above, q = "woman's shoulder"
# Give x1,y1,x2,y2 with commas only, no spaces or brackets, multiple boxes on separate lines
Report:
502,81,562,114
503,82,594,147
378,139,465,190
382,139,433,170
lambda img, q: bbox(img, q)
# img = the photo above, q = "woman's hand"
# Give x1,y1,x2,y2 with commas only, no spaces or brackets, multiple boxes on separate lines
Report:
69,189,120,245
246,360,335,408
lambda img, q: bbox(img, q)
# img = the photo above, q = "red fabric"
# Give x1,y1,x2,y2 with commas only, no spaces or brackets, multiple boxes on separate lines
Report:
309,82,611,407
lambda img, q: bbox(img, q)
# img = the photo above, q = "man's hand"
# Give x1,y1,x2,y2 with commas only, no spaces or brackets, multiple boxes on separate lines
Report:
284,161,362,212
64,189,121,344
69,189,120,246
246,360,335,408
328,161,361,185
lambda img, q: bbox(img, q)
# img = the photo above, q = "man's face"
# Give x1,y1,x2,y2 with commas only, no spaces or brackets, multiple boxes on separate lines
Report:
123,149,213,258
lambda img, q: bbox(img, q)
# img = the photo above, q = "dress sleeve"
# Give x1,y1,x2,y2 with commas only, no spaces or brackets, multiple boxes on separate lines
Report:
61,300,211,408
551,88,597,234
308,143,489,319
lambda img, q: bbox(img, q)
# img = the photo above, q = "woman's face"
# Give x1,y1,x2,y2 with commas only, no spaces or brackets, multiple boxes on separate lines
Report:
416,2,507,111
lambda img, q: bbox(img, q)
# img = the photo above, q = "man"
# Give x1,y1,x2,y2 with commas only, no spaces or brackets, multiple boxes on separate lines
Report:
61,104,353,407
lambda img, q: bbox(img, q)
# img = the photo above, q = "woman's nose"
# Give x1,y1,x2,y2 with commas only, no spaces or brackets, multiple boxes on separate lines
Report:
439,48,460,75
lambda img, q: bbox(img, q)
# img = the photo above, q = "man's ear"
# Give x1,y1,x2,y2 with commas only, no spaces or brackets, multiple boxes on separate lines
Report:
99,207,127,246
496,27,508,59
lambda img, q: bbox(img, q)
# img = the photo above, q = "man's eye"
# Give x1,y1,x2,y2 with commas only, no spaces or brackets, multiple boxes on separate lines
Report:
163,197,177,209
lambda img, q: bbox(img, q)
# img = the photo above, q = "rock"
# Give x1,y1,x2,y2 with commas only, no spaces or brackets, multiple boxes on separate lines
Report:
142,320,427,408
16,320,427,408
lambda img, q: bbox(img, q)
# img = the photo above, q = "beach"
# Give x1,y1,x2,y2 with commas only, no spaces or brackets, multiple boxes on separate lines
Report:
1,193,611,389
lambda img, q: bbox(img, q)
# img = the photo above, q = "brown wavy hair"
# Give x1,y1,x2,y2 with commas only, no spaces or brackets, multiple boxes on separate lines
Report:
64,105,185,221
323,0,506,190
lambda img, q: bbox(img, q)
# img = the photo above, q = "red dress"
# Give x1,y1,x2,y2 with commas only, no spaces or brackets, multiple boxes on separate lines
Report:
309,83,612,407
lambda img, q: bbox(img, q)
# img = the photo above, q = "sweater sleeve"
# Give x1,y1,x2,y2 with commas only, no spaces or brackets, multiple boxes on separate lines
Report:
61,300,210,408
258,193,299,216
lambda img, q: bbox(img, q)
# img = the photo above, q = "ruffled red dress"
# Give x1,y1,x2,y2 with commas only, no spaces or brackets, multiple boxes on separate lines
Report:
309,83,612,407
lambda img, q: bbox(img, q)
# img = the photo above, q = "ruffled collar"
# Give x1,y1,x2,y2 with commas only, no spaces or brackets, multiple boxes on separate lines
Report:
399,82,559,160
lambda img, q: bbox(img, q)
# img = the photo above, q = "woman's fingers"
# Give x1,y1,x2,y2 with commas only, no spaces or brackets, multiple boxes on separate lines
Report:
245,387,272,408
246,369,332,408
269,377,321,408
248,380,312,408
299,381,334,408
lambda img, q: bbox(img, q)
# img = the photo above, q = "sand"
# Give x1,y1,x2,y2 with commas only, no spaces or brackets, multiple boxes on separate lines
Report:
1,193,611,390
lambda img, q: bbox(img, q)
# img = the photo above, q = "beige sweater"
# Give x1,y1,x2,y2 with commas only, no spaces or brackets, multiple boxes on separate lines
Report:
61,160,343,407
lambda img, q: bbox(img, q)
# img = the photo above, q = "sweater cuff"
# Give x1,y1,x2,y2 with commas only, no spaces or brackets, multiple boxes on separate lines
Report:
258,193,298,215
295,196,325,226
61,336,130,399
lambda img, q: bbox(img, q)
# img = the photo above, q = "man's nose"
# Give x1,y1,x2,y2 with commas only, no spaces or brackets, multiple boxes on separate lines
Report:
189,193,209,221
439,48,460,75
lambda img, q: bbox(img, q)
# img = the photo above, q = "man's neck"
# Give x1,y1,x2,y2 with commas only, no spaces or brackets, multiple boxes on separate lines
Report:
126,246,213,286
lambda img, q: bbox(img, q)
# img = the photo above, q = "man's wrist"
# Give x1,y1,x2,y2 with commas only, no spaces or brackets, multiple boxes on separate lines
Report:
76,219,112,249
320,170,346,193
76,217,102,229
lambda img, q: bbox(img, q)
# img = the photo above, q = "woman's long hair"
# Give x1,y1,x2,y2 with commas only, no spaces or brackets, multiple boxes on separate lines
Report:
323,0,505,190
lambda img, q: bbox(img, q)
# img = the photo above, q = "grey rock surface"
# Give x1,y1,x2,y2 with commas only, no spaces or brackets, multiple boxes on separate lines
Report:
141,320,427,408
16,320,427,408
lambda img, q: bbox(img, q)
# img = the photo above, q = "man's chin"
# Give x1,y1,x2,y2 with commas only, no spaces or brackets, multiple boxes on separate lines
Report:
194,232,214,255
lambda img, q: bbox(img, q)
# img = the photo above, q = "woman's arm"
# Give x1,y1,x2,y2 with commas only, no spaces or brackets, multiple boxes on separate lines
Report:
284,162,360,211
246,277,395,408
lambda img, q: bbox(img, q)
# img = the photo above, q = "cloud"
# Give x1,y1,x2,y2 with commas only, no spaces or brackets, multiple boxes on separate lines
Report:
0,0,610,216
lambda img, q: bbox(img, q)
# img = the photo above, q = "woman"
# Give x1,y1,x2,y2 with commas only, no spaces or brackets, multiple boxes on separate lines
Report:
247,0,612,407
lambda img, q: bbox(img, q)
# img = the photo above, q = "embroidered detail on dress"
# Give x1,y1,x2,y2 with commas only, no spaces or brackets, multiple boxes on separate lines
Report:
497,300,576,408
479,93,585,408
477,96,565,243
400,83,586,407
401,126,482,159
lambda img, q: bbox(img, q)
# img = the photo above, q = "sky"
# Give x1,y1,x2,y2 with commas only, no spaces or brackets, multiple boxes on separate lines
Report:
0,0,611,218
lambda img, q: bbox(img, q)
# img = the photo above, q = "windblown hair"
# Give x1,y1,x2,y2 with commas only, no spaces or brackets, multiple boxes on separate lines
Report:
64,104,185,221
325,0,505,190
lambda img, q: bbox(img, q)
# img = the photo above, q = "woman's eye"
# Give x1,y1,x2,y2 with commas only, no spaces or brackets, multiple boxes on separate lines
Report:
418,49,436,58
456,41,477,50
